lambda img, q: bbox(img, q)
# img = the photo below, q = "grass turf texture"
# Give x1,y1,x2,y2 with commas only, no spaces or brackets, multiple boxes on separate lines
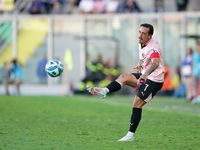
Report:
0,95,200,150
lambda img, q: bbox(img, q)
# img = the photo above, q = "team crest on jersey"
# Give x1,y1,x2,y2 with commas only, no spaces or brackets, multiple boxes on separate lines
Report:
151,49,158,53
142,53,145,58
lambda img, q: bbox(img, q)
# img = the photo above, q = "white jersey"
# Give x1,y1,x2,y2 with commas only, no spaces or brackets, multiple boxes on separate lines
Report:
139,38,165,83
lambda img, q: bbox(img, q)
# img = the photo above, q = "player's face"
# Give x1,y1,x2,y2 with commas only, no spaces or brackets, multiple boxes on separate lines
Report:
138,26,152,44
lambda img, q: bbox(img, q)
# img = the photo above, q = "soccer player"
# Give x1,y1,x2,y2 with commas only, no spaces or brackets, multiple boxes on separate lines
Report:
86,23,165,141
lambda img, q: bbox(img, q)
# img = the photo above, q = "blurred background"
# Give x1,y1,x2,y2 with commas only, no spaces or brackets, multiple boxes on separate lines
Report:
0,0,200,101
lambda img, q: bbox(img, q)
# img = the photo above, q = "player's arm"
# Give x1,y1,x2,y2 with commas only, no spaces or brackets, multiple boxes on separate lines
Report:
139,52,160,82
143,58,159,77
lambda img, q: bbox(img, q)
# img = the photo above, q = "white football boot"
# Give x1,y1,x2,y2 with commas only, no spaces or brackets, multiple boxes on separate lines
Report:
118,131,134,142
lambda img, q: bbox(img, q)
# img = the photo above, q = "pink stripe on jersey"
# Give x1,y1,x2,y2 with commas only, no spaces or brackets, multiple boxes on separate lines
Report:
139,38,165,82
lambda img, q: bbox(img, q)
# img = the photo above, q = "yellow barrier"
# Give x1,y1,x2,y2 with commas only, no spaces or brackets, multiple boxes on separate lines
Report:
0,20,48,66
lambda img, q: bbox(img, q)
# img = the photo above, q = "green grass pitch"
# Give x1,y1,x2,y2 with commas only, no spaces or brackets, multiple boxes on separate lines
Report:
0,95,200,150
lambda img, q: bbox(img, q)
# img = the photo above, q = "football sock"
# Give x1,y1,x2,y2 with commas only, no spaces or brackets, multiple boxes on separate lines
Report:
103,87,109,94
106,81,122,93
129,107,142,133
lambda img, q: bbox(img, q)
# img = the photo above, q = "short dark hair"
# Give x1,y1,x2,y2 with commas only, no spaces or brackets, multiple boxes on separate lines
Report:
140,23,154,35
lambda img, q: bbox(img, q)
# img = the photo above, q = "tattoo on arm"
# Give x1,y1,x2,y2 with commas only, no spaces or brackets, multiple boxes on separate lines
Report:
143,62,159,76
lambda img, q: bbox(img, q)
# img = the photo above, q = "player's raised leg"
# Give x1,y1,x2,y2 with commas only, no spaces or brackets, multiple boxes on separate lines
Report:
86,73,138,99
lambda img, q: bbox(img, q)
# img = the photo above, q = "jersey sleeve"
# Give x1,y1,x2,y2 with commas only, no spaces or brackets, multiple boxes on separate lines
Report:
150,48,160,59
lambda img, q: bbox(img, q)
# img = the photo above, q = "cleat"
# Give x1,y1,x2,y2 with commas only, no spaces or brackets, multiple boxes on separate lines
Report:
117,136,134,142
86,85,106,99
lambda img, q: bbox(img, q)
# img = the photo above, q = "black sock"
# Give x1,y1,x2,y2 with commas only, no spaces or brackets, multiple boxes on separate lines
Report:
106,81,121,93
129,108,142,133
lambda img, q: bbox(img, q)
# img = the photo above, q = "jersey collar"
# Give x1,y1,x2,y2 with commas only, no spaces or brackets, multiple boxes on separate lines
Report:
141,38,152,49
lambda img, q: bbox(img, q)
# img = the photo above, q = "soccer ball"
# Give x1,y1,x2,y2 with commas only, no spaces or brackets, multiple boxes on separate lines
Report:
45,59,64,77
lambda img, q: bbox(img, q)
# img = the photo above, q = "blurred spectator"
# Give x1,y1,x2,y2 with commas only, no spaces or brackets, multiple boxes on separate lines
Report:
172,66,181,89
116,0,125,13
111,57,123,80
3,58,23,95
116,0,141,13
52,1,63,14
85,53,93,77
54,0,67,13
79,0,95,14
192,43,200,103
105,0,119,14
37,55,48,84
176,57,182,83
99,58,112,87
0,62,8,84
102,58,112,79
93,0,106,14
29,0,44,14
99,57,123,88
172,83,186,98
76,55,104,93
158,64,174,96
66,0,80,14
84,54,105,83
149,1,163,13
41,0,53,14
176,0,188,11
181,47,193,101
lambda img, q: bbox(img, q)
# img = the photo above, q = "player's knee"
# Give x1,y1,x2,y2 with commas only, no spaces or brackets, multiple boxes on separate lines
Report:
119,73,133,81
133,97,146,108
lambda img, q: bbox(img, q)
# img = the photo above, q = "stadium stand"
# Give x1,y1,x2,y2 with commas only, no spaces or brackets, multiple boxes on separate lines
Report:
0,20,47,66
1,0,200,97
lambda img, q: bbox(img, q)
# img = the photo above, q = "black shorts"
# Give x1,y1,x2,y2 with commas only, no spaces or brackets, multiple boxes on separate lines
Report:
132,73,163,102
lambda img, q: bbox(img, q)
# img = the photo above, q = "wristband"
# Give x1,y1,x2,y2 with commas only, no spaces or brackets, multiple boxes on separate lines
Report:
140,79,145,85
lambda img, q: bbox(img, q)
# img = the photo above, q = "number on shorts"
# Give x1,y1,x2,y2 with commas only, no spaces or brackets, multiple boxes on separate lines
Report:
144,84,149,91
